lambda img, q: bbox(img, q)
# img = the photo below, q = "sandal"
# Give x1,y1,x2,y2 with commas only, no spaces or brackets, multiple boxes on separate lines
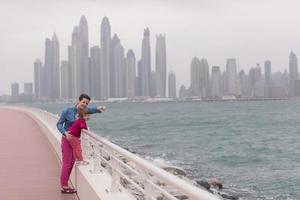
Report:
61,187,77,193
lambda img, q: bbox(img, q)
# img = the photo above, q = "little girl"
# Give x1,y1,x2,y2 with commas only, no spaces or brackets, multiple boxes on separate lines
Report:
68,107,90,165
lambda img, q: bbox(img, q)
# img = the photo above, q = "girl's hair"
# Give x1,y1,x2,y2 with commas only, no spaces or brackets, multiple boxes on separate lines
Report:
77,107,88,119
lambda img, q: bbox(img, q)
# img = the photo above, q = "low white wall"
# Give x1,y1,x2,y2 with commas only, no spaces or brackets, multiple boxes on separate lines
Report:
10,107,134,200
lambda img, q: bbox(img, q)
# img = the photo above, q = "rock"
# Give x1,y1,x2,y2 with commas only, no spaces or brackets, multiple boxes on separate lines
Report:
208,178,223,189
196,180,211,190
153,158,187,176
174,194,188,200
221,193,239,200
162,166,187,176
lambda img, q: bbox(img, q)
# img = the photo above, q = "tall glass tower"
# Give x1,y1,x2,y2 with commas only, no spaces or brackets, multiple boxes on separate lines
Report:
100,17,111,99
140,28,151,97
155,35,167,98
289,51,298,96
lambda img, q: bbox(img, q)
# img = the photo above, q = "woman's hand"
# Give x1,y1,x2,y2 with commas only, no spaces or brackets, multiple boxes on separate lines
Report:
65,131,72,141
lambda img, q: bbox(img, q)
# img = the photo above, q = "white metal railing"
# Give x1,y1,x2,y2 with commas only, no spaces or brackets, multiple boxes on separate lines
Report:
14,106,220,200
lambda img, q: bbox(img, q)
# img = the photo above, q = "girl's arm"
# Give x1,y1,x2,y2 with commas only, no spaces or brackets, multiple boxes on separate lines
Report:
80,121,88,130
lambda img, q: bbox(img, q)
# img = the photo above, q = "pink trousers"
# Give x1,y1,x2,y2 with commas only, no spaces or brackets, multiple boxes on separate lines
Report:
68,136,83,161
60,137,75,187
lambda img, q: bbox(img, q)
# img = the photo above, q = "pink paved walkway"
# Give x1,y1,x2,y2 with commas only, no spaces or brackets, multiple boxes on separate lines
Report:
0,108,78,200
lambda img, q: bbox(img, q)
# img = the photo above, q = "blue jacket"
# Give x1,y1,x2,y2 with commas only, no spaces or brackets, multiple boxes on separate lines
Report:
56,105,101,136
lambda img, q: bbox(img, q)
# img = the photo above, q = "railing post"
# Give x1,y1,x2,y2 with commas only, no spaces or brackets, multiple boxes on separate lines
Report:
110,151,120,192
81,133,88,158
83,135,94,160
141,169,154,200
91,145,102,174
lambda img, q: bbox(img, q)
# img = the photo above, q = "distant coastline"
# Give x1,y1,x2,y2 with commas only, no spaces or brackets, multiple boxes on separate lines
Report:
1,96,298,105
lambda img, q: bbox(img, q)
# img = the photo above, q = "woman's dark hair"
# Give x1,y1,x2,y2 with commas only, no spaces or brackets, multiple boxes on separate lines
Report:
79,94,91,101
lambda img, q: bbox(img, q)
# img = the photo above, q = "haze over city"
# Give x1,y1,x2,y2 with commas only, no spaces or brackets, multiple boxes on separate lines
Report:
1,0,300,95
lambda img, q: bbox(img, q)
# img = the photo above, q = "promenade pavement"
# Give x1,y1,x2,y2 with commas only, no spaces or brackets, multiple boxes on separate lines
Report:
0,108,78,200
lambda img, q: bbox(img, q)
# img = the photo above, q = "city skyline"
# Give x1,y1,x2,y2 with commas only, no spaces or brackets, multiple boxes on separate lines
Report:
1,0,300,94
30,13,299,101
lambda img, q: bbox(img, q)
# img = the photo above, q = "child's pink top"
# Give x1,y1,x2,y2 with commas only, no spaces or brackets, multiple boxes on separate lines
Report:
68,118,87,138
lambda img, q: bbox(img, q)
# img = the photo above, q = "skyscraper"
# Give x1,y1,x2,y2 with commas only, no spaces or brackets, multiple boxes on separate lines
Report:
110,34,121,97
121,57,127,98
249,64,263,97
190,57,209,98
190,57,201,97
90,46,101,100
44,38,52,99
100,17,111,100
24,83,33,94
211,66,221,98
114,43,125,97
283,69,289,94
254,70,264,98
239,70,250,98
44,33,60,101
200,58,210,98
60,60,70,99
226,58,237,96
150,71,156,98
11,82,19,101
137,60,142,96
52,33,60,100
179,85,187,99
140,28,151,97
155,35,167,98
79,15,90,94
168,71,176,98
126,50,136,98
264,60,271,86
69,27,81,98
289,51,298,96
34,59,42,100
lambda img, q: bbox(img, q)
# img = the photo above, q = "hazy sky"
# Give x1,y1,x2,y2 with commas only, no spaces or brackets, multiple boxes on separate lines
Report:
1,0,300,95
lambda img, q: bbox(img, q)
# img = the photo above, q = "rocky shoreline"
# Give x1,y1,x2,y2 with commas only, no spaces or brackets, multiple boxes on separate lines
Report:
152,158,239,200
